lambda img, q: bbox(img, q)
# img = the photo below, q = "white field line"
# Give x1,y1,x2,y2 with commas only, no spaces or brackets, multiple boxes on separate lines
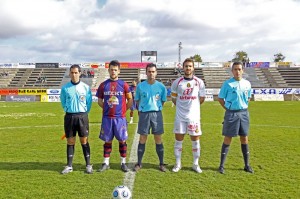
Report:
1,122,300,130
123,125,139,194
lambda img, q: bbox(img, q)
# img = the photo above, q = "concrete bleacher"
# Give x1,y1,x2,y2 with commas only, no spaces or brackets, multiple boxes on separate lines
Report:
8,68,67,88
91,68,109,88
59,68,104,88
156,68,179,86
2,66,300,89
244,68,271,88
0,69,18,88
118,68,140,84
258,68,288,87
201,67,229,88
277,67,300,87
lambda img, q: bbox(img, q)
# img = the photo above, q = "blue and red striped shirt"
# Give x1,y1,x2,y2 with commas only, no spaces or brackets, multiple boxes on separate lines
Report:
96,79,131,118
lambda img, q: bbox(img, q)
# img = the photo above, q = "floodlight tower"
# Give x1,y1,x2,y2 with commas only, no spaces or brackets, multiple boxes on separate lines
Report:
178,42,182,64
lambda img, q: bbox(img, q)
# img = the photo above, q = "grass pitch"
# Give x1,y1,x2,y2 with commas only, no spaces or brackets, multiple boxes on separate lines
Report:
0,101,299,198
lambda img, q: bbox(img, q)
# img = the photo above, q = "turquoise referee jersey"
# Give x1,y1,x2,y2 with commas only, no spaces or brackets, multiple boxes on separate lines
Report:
135,80,167,112
218,77,251,110
60,81,92,113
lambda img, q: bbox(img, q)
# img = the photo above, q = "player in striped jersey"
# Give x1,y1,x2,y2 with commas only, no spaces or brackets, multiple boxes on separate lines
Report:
96,60,133,172
171,58,206,173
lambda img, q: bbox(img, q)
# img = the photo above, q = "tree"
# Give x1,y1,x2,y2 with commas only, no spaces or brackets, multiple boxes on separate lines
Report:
273,53,285,62
232,51,249,63
190,54,202,62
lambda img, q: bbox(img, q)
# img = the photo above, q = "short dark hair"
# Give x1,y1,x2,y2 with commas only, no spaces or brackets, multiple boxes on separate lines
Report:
70,64,81,72
232,61,244,69
109,60,120,69
183,58,194,67
146,63,157,72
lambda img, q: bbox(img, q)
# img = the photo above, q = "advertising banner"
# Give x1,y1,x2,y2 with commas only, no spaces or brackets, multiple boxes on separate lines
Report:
36,63,59,68
276,62,291,67
105,62,150,69
47,89,61,95
248,62,270,68
59,63,74,68
254,94,284,101
6,95,36,102
18,63,35,68
48,95,60,102
90,63,105,68
252,88,300,95
200,62,223,67
156,62,176,68
18,89,47,95
0,89,18,95
0,63,13,68
292,62,300,67
90,63,99,68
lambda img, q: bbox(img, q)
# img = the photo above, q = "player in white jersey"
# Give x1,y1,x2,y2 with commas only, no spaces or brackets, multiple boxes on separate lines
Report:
171,58,206,173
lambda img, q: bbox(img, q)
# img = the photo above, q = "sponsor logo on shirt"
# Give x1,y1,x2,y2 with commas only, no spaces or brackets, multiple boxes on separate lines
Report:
104,91,124,95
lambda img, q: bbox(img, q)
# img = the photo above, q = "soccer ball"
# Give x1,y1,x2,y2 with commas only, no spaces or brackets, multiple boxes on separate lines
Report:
112,185,132,199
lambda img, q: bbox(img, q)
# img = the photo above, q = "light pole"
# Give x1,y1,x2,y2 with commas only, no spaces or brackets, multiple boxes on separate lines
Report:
178,42,182,65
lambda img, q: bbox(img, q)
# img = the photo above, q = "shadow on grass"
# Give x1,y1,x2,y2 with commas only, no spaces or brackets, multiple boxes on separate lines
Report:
1,162,232,174
0,162,85,172
0,162,164,173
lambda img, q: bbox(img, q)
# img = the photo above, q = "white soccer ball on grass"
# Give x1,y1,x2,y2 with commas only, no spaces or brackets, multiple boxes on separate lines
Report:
112,185,132,199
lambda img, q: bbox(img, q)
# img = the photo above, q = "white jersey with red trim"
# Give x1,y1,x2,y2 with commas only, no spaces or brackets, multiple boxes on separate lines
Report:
171,76,205,121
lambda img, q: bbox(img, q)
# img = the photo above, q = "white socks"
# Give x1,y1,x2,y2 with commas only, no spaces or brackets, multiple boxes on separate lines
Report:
174,140,183,166
120,157,126,164
192,140,200,165
104,157,110,165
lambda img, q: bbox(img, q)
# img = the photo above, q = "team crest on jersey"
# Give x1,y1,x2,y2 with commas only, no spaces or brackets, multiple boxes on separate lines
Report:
155,92,160,100
79,95,86,102
107,96,119,108
244,90,248,96
112,85,115,91
187,83,191,88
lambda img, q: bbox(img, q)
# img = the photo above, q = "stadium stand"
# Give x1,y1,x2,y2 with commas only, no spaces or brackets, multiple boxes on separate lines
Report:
277,67,300,87
1,66,300,89
244,68,271,88
59,68,102,88
156,68,181,85
8,68,67,88
0,69,18,88
118,68,140,84
201,67,228,88
259,68,288,87
91,68,109,88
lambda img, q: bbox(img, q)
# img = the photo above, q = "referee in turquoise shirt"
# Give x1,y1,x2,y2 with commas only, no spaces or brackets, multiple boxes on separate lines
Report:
60,64,93,174
134,63,168,172
218,61,254,174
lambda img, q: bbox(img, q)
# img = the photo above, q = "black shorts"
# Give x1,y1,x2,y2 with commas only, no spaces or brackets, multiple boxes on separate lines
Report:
64,112,89,138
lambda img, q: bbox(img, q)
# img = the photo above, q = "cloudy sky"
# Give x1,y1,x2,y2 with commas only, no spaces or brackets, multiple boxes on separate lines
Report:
1,0,300,63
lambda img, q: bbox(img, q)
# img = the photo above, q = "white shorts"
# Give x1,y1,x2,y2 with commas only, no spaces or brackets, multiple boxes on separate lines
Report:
173,118,202,136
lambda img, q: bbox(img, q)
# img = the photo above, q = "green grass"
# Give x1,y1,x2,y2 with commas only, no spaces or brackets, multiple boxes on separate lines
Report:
0,101,299,198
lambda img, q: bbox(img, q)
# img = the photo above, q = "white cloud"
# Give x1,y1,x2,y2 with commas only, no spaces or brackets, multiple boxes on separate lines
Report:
0,0,300,63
